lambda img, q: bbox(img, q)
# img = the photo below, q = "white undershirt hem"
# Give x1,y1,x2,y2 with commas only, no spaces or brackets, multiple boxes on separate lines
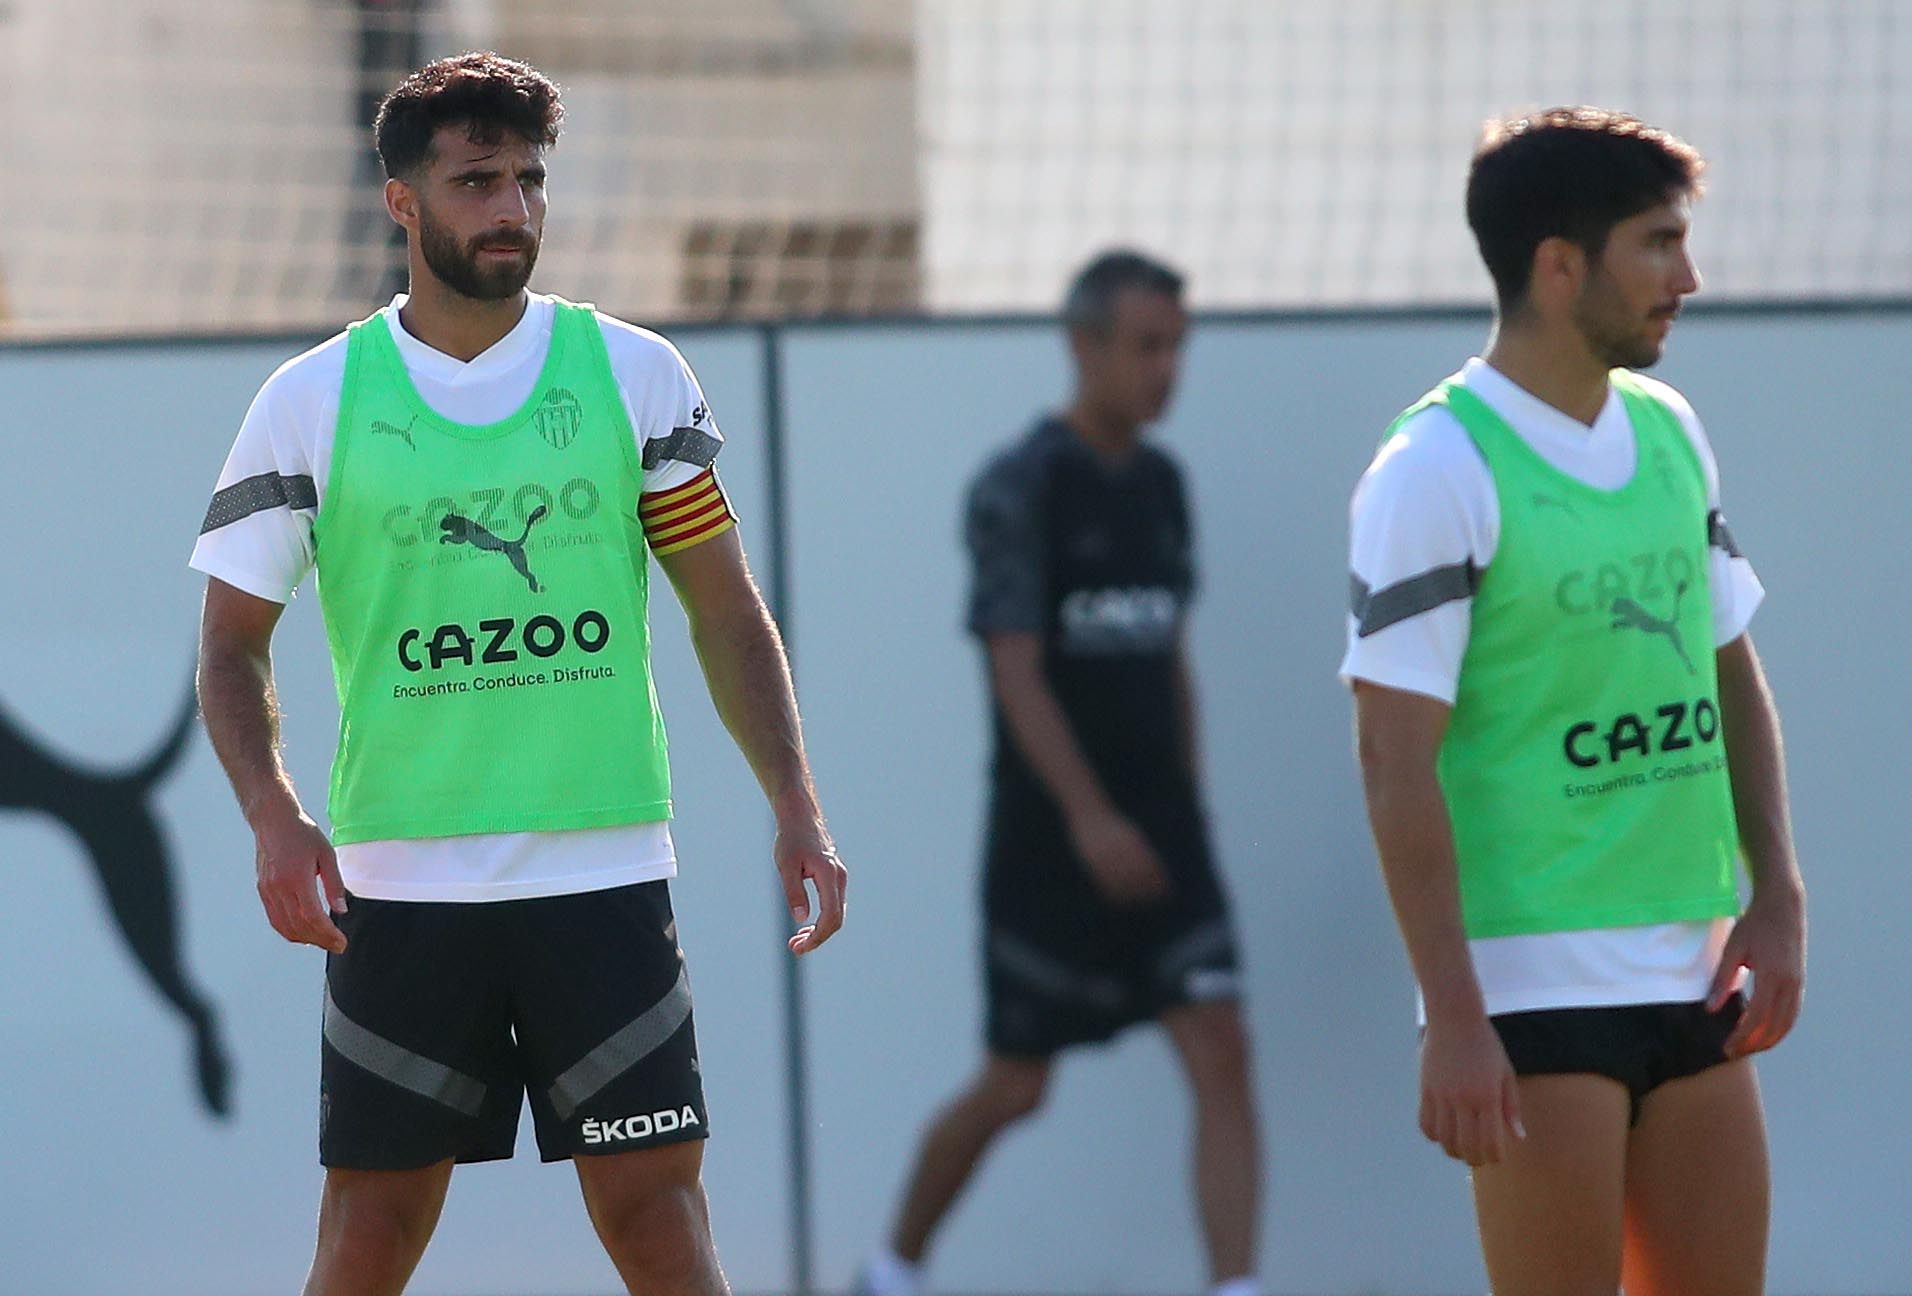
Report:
340,858,676,903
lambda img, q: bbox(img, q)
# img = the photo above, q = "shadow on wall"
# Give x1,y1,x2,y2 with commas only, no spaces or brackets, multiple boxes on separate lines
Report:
0,681,232,1119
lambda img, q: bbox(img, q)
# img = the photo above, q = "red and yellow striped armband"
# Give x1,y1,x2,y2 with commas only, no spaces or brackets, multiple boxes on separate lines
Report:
639,469,738,556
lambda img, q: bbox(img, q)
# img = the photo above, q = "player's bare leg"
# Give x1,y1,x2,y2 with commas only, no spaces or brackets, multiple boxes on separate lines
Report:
1621,1059,1769,1296
1162,1000,1261,1283
887,1054,1052,1262
575,1140,728,1296
303,1160,455,1296
1470,1074,1629,1296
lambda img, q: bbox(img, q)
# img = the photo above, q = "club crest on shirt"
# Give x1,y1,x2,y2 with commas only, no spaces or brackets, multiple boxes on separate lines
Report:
537,387,583,450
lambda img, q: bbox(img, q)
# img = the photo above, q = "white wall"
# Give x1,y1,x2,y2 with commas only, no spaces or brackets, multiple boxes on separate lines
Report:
1,309,1906,1294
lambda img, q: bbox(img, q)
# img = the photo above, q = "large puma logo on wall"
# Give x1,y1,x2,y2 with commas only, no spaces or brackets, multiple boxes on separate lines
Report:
0,685,232,1117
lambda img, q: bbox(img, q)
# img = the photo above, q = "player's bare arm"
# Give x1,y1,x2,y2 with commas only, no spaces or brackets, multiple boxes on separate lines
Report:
657,527,846,953
985,631,1169,903
1708,631,1806,1056
1353,680,1523,1167
196,576,347,954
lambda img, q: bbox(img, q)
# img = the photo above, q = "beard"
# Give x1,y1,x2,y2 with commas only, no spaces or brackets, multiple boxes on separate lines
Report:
1570,271,1666,370
417,206,540,301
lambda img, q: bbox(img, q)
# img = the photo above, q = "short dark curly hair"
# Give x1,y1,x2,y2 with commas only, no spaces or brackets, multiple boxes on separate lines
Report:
374,51,564,179
1467,106,1704,308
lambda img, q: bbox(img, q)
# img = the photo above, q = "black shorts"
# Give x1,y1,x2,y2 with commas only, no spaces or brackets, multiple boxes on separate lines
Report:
983,790,1240,1058
320,880,707,1170
1491,994,1744,1125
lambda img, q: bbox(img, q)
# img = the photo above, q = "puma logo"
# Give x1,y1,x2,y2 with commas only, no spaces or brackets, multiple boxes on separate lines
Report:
371,414,416,450
1610,579,1694,675
0,685,232,1118
439,506,548,592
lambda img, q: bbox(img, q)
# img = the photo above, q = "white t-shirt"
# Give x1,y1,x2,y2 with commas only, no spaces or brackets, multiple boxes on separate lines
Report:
1341,358,1761,1016
191,294,725,902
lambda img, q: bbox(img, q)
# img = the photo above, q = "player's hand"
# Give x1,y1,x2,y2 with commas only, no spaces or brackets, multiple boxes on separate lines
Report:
775,815,846,955
1419,1013,1524,1167
252,804,347,954
1709,877,1806,1057
1068,806,1171,904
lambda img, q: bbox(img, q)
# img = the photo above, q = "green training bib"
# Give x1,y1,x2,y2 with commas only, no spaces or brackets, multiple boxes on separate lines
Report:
1386,371,1741,938
313,299,672,843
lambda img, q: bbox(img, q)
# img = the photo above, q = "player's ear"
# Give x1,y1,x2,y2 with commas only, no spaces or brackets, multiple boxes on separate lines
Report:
385,176,419,232
1529,235,1587,311
1066,324,1102,371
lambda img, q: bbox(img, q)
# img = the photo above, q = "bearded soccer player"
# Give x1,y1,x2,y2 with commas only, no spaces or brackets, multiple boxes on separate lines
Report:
1344,108,1806,1294
191,53,846,1296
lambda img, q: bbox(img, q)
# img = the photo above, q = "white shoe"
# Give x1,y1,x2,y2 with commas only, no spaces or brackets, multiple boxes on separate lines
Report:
853,1249,923,1296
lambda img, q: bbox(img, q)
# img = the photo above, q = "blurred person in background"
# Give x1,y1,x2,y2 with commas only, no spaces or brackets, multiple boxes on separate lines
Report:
857,250,1263,1296
1345,107,1806,1294
192,52,846,1296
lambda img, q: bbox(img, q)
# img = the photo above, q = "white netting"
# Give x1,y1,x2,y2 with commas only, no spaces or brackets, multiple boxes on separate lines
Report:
919,0,1912,310
0,0,1907,336
0,0,917,334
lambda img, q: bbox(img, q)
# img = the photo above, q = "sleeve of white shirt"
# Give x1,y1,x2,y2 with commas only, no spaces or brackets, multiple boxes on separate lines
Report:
187,361,322,605
1337,409,1495,705
597,315,727,497
1631,375,1765,646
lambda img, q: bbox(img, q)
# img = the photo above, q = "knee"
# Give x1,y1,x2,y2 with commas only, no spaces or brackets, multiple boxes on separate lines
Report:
580,1144,712,1257
975,1062,1049,1127
589,1179,708,1262
315,1172,442,1268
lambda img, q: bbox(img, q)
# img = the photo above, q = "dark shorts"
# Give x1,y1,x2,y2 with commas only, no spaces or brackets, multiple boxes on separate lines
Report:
1491,994,1744,1125
320,880,707,1170
983,790,1241,1058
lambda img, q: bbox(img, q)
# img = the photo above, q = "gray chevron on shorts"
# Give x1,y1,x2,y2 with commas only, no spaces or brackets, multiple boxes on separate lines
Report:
323,985,487,1116
548,963,694,1122
989,930,1125,1010
1154,920,1236,983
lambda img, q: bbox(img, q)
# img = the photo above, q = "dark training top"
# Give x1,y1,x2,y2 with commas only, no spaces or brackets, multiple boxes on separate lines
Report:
964,417,1198,818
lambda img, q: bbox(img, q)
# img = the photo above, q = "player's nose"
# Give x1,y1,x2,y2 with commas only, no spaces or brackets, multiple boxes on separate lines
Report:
1675,248,1701,296
493,185,531,226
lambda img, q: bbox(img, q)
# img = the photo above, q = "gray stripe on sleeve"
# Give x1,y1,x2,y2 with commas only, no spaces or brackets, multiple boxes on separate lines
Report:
641,426,723,471
1708,510,1743,559
548,964,695,1122
323,986,487,1117
1351,561,1479,638
200,472,318,534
